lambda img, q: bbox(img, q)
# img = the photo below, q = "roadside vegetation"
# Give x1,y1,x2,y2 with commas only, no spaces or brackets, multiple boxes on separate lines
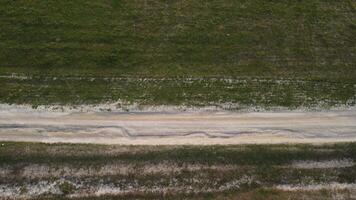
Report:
1,142,356,199
0,0,355,107
1,76,355,108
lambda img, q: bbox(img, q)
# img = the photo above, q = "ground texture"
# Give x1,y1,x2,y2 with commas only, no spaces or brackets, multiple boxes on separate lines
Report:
1,1,356,199
1,142,356,200
1,0,355,107
1,105,356,145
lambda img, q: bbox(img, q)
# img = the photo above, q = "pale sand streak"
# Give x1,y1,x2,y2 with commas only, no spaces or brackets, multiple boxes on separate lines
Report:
0,109,355,145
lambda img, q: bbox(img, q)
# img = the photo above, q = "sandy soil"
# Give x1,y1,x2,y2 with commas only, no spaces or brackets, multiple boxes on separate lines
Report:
0,106,355,145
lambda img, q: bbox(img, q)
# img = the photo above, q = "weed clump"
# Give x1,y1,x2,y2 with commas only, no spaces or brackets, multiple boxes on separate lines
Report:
58,182,76,195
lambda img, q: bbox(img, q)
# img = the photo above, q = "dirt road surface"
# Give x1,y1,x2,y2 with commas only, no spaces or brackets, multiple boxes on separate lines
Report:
0,107,355,145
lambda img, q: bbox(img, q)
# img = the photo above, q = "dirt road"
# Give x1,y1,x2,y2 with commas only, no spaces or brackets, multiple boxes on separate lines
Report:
0,107,355,145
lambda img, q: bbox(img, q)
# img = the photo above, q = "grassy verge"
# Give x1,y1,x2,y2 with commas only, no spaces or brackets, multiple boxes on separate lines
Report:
1,76,355,107
2,142,356,165
1,142,356,199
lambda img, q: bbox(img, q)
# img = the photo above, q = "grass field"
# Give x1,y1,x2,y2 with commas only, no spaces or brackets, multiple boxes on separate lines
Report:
1,2,356,200
1,76,355,107
1,142,356,199
0,0,355,107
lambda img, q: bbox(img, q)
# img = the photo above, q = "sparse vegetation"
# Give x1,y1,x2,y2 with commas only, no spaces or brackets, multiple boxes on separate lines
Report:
58,182,76,196
1,142,356,199
1,77,355,108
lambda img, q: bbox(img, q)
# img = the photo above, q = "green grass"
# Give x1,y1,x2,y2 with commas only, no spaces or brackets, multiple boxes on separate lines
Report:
0,0,355,106
0,76,355,107
1,0,355,79
0,142,355,166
